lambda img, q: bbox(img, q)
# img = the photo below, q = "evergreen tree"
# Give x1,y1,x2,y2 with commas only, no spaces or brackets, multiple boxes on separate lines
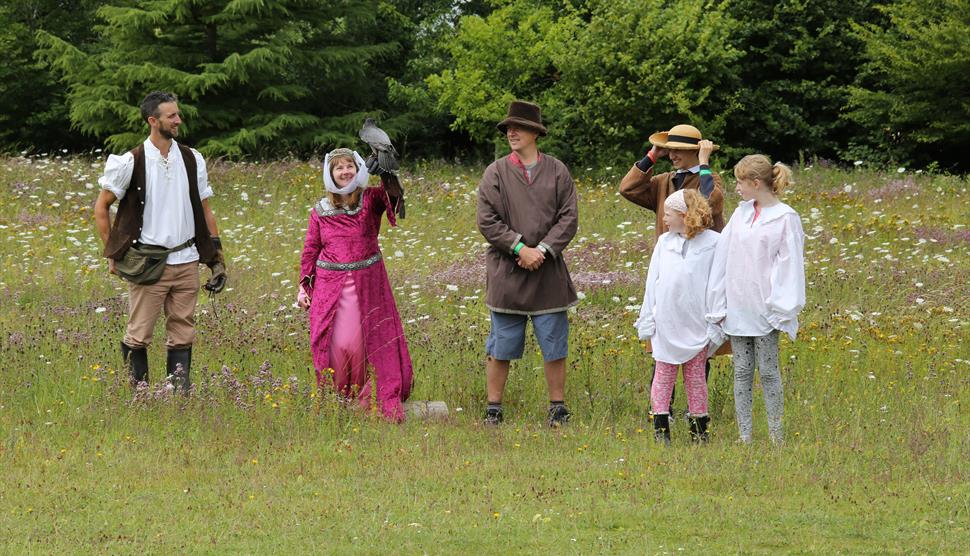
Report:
0,0,100,153
37,0,401,158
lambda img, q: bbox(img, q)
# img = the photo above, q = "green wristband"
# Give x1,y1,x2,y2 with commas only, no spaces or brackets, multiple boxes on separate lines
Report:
513,242,525,255
699,168,713,176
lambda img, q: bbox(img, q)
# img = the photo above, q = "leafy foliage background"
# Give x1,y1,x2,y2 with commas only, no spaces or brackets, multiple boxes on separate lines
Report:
3,0,967,169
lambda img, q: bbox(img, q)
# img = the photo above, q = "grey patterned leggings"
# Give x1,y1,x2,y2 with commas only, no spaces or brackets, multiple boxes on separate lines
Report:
730,331,783,443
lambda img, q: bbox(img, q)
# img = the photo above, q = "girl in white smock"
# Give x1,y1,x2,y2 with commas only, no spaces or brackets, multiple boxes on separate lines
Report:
707,154,805,444
635,189,723,444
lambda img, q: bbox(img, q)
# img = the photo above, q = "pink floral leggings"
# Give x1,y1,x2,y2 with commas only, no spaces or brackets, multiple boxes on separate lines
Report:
650,349,708,416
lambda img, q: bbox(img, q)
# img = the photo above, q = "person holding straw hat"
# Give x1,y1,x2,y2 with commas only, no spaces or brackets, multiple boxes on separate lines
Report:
619,124,725,234
621,124,728,426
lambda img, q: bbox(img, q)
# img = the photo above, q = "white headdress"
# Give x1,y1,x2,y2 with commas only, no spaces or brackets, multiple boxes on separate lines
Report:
323,148,370,195
664,189,688,213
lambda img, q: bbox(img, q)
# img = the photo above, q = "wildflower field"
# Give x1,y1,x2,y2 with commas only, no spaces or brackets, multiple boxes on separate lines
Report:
1,155,967,554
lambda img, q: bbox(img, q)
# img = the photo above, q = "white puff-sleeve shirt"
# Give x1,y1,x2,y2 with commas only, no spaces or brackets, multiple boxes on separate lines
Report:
635,229,721,364
98,139,212,265
707,200,806,341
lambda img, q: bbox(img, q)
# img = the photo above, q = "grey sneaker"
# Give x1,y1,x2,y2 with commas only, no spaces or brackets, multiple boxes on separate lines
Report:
484,407,503,426
547,404,571,427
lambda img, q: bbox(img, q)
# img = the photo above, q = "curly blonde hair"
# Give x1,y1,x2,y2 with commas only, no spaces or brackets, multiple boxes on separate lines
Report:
734,154,793,195
682,189,713,239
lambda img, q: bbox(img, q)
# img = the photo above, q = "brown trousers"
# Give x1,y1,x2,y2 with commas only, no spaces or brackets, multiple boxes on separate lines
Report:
124,262,200,349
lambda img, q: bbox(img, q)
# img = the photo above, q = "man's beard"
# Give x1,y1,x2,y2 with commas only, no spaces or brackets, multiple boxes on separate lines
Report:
159,125,178,140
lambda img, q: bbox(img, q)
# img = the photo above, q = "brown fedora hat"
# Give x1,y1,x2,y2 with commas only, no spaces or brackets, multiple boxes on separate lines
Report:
649,124,719,151
497,100,548,136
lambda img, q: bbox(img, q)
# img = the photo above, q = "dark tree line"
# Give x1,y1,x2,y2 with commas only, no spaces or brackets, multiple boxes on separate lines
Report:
4,0,968,170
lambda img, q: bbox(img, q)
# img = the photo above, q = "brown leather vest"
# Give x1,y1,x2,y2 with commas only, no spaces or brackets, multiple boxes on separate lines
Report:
102,143,216,263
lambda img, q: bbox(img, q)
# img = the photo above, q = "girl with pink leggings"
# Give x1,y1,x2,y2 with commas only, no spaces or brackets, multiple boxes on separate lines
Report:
635,189,725,444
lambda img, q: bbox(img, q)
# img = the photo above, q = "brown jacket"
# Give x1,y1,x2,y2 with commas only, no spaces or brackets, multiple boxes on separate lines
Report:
103,143,216,263
618,165,725,235
477,154,578,315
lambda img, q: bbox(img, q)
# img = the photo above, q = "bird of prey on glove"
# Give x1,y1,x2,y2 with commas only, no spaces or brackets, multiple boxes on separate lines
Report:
359,118,405,219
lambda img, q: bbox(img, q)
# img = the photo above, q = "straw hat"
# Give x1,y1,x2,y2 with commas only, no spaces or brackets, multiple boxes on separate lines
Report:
496,100,548,136
649,124,719,151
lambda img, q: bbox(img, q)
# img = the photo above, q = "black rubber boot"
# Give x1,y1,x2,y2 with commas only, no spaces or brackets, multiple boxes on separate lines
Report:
166,347,192,394
121,342,149,386
689,415,710,443
653,413,671,446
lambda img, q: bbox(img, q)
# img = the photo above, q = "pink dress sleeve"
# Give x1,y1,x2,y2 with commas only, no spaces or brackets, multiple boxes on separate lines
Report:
367,182,398,228
300,210,323,296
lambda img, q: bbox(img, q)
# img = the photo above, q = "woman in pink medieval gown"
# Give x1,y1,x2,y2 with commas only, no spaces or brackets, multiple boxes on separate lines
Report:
298,148,413,422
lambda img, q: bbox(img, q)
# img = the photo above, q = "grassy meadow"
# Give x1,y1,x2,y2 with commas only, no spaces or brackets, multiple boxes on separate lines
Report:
1,154,968,554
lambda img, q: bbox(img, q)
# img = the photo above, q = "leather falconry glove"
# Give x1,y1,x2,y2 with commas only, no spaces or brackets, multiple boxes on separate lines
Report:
365,153,405,218
204,236,228,294
365,154,382,176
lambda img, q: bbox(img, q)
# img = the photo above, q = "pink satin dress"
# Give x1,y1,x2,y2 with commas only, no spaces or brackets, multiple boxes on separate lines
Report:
300,185,413,422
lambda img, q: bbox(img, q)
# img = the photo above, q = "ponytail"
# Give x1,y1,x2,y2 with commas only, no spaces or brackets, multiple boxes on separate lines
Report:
771,162,793,195
734,154,793,196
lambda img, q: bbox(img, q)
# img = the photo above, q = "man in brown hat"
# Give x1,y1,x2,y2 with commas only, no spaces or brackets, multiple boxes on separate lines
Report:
477,100,579,427
619,124,725,234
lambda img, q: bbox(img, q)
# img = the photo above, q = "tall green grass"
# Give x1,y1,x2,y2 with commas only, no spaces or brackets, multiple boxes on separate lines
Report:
1,156,967,553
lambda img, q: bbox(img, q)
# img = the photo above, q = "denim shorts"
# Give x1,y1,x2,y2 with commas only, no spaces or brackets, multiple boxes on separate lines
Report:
485,311,569,361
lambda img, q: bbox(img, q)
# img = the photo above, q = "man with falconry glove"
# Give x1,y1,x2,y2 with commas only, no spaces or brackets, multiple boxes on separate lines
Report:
94,91,227,393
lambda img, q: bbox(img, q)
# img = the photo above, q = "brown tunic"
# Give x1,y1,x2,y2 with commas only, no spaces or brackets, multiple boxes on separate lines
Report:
618,165,726,235
477,154,579,315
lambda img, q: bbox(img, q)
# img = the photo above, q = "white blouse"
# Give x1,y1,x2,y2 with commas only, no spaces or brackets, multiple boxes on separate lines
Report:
635,229,722,364
98,139,212,265
706,200,806,341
